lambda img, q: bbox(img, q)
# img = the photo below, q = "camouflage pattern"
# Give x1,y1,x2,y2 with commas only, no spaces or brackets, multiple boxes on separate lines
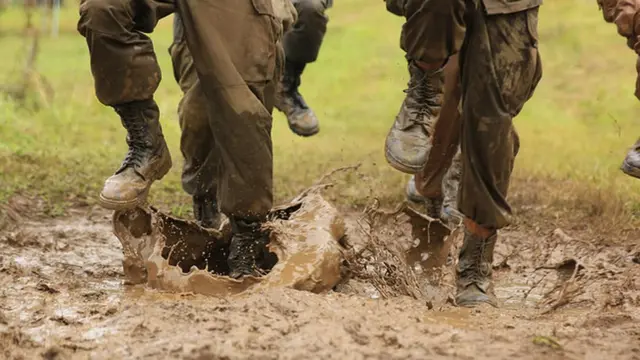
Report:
400,0,541,65
78,0,283,220
386,0,542,17
399,0,542,229
457,6,541,229
596,0,640,179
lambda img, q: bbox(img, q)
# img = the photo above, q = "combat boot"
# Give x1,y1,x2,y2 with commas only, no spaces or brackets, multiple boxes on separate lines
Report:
406,173,462,226
275,59,320,137
99,99,172,210
621,138,640,179
405,175,426,203
193,194,224,229
228,218,269,279
440,152,463,226
455,231,498,308
385,61,444,174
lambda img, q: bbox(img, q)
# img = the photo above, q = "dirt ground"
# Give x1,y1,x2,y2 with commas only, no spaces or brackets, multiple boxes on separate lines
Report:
1,193,640,360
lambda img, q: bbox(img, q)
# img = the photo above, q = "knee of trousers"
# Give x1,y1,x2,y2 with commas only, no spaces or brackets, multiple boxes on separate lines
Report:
78,0,133,36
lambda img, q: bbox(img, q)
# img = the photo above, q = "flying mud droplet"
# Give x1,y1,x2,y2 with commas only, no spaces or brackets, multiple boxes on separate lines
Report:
111,193,346,296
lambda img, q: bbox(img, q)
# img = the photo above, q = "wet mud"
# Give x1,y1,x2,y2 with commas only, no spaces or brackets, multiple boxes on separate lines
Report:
111,193,346,297
1,197,639,359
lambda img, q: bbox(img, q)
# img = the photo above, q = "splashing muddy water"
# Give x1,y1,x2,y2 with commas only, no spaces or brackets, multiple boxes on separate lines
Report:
1,197,639,359
112,193,346,297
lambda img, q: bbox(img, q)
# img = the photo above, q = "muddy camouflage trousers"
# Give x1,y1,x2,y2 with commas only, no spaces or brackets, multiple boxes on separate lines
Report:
77,0,283,219
170,0,329,200
407,0,542,229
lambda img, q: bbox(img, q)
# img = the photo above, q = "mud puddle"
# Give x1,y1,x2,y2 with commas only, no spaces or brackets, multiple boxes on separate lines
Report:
1,203,639,359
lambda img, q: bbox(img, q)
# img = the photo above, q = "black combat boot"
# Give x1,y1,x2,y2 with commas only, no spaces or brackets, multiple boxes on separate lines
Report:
385,60,444,174
275,59,319,137
227,218,269,279
621,138,640,179
455,231,498,307
99,99,172,210
192,194,224,229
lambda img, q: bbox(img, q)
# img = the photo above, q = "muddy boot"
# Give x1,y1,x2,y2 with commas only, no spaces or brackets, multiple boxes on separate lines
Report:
275,59,319,137
621,138,640,179
385,61,444,174
440,152,463,226
228,218,267,279
456,231,498,308
406,175,448,221
193,195,224,229
405,175,426,203
99,99,172,210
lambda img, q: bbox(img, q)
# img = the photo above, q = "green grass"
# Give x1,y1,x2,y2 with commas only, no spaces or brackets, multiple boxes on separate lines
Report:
0,0,639,217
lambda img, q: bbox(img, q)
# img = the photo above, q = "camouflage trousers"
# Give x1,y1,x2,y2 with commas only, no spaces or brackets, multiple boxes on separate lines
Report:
407,0,543,229
78,0,283,219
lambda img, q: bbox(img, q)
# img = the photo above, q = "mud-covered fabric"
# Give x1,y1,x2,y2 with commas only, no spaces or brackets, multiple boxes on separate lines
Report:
386,0,540,16
482,0,542,15
169,25,218,200
283,0,331,64
457,7,542,229
414,55,462,199
78,0,283,219
403,0,542,229
400,0,541,64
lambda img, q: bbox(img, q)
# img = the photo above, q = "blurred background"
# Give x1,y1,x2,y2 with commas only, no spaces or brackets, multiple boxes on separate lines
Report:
0,0,638,223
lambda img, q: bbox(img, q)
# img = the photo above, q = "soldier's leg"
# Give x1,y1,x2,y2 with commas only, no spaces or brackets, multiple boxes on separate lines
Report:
169,14,223,229
77,0,174,210
276,0,331,137
385,0,466,174
456,6,542,307
176,0,283,278
409,53,463,224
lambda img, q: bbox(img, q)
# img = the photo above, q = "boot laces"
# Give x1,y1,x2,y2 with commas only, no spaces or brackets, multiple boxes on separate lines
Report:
283,74,309,110
463,237,492,283
229,223,265,273
403,70,440,127
425,197,443,219
117,107,151,169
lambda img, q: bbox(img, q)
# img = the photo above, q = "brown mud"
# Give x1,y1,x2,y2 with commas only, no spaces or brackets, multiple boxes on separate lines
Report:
1,194,640,360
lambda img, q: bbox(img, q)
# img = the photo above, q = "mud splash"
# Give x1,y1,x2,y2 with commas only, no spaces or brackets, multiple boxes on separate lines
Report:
1,199,640,359
111,193,346,297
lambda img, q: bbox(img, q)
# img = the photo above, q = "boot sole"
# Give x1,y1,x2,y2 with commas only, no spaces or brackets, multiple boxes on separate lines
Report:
289,124,319,137
98,156,172,211
621,160,640,179
456,298,498,308
98,192,147,211
385,149,422,174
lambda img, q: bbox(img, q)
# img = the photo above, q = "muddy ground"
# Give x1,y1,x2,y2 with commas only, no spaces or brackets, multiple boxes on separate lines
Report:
1,193,640,360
